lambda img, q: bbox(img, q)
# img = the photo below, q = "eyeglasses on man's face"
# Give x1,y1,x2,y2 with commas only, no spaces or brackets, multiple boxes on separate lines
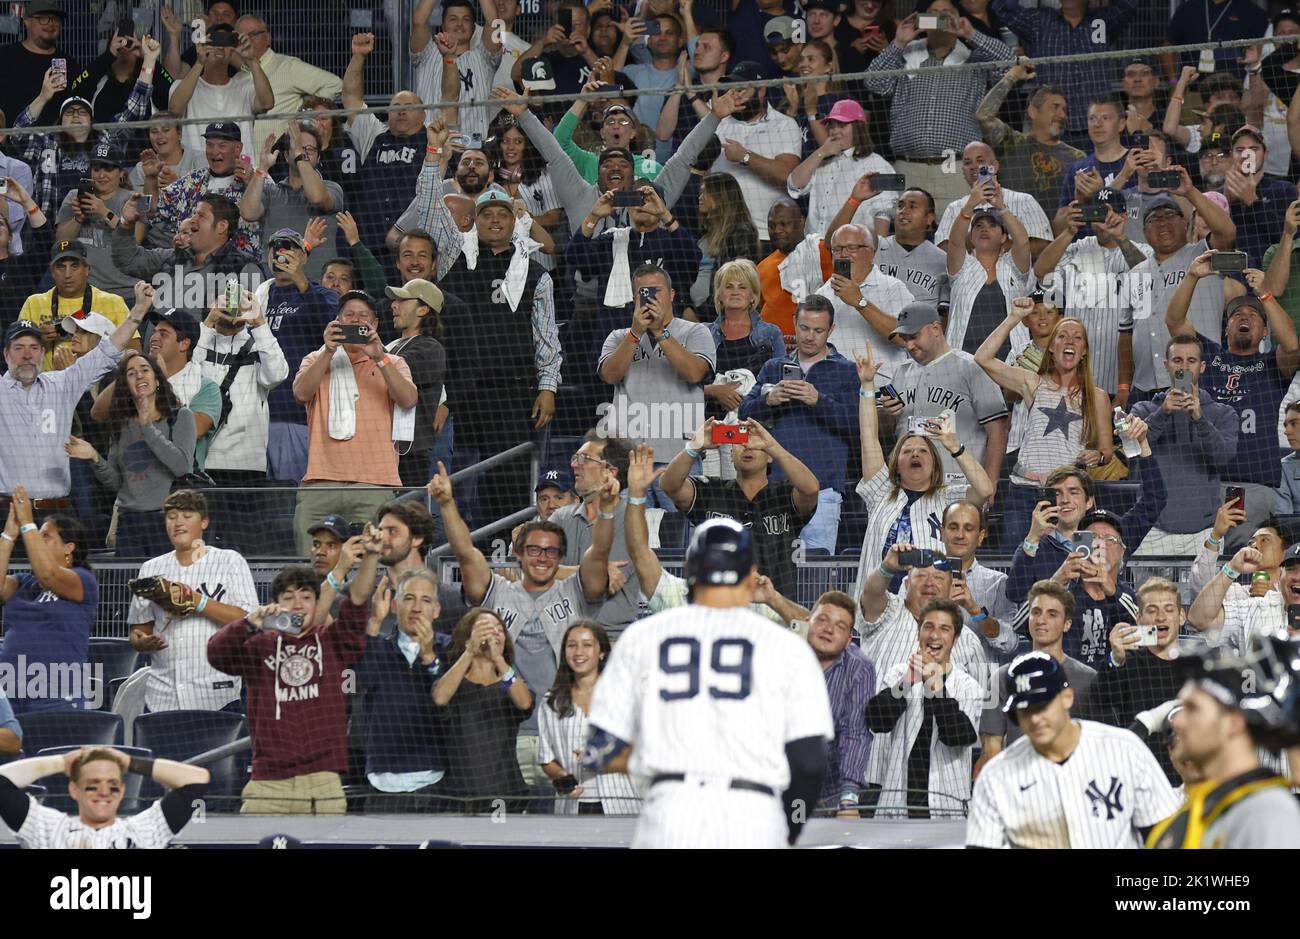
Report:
523,544,563,559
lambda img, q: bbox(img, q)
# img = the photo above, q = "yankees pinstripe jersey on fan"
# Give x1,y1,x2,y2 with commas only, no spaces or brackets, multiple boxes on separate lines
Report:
852,468,970,610
966,720,1182,848
1218,593,1288,652
128,547,259,712
11,795,178,849
588,605,833,846
859,594,991,791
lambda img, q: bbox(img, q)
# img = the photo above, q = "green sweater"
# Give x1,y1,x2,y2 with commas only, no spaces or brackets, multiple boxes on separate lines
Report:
555,111,663,184
1262,237,1300,337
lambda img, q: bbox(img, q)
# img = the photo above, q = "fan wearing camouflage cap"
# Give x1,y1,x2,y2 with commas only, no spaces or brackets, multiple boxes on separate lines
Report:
1148,634,1300,848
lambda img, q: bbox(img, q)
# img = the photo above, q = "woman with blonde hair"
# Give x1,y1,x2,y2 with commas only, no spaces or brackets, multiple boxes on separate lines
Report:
703,259,784,476
781,40,842,155
852,345,994,604
975,298,1115,546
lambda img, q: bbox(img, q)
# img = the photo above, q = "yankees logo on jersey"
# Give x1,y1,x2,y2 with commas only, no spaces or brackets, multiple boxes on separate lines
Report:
966,721,1182,849
587,605,834,849
1085,776,1125,820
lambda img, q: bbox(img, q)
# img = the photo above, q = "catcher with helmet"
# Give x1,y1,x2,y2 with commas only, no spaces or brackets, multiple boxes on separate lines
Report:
1147,632,1300,849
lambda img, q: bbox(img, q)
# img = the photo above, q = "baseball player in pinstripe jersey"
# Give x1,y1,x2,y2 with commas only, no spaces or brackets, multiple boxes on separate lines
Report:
585,518,834,849
967,652,1181,849
0,746,209,848
127,489,259,713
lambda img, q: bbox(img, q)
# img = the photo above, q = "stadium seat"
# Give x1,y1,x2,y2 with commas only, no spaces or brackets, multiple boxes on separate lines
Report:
17,710,124,756
87,639,139,696
35,745,152,814
131,710,249,807
113,668,151,745
107,677,129,711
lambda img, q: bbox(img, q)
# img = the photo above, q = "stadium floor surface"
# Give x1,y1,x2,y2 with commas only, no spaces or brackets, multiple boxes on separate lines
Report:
0,815,965,848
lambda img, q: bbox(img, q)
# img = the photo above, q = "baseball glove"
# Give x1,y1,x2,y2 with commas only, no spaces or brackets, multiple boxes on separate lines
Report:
127,576,200,615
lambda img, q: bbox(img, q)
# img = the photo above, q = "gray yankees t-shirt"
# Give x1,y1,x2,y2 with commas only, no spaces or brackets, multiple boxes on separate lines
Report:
1128,238,1225,391
597,317,716,459
481,571,598,734
893,348,1008,474
549,499,641,635
874,236,948,305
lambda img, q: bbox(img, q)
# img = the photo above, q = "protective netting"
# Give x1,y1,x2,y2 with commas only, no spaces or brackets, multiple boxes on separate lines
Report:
0,0,1296,833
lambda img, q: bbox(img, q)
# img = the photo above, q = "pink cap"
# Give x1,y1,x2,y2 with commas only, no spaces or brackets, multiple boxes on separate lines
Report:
1201,190,1229,213
821,99,867,125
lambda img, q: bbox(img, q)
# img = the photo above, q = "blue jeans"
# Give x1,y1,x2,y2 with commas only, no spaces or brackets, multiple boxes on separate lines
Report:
6,691,85,717
799,489,843,554
996,482,1041,552
267,422,310,483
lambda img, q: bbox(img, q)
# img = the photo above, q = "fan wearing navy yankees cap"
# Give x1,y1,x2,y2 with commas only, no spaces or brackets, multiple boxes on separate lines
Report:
0,745,209,848
585,518,833,848
1148,633,1300,849
532,467,579,522
53,141,140,304
966,650,1181,849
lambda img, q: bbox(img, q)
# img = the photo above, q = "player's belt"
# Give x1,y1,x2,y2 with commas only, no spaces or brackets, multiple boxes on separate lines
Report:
651,773,775,796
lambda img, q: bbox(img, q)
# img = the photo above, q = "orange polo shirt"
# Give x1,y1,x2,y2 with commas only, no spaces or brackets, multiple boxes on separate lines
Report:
756,243,834,339
299,348,412,487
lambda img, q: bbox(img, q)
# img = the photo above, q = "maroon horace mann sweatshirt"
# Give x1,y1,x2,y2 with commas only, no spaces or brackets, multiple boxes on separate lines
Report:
207,598,369,781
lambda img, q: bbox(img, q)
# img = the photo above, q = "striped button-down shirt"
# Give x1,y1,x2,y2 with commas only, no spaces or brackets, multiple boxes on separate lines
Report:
992,0,1139,133
864,33,1014,159
0,340,123,498
821,643,875,807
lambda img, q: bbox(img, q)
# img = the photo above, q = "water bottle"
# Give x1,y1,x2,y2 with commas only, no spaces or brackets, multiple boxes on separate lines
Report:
1114,407,1142,459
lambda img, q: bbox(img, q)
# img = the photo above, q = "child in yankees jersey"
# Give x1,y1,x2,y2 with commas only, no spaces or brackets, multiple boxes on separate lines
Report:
967,652,1181,849
0,746,209,849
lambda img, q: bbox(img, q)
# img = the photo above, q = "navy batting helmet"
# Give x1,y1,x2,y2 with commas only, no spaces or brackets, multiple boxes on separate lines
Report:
683,518,754,588
1174,632,1300,750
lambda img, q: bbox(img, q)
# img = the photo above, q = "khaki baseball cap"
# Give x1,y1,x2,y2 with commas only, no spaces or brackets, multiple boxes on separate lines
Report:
384,278,445,312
